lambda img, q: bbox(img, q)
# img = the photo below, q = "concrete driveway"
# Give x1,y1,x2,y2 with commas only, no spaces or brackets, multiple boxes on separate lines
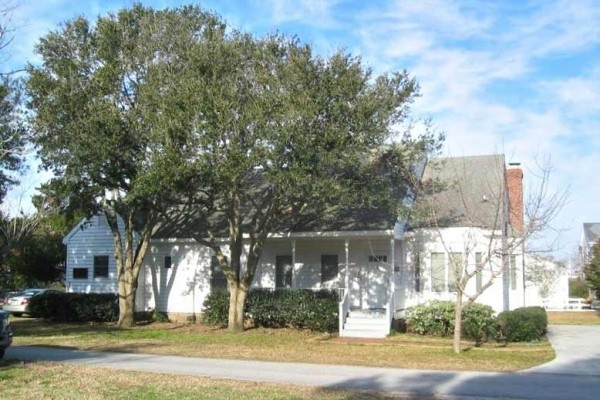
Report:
5,324,600,399
525,324,600,376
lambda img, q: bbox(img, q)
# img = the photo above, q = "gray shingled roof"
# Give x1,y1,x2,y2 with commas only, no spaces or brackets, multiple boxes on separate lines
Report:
583,223,600,244
415,155,507,229
152,204,398,239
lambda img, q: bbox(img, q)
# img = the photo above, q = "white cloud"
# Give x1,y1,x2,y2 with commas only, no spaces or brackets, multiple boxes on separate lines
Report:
347,0,600,257
261,0,342,28
2,0,599,258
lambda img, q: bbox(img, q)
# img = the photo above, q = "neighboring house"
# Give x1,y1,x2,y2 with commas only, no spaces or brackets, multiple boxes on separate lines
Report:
63,154,531,338
580,223,600,267
523,254,569,309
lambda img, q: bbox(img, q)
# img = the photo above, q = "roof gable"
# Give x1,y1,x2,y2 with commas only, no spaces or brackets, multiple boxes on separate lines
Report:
583,223,600,244
416,155,507,229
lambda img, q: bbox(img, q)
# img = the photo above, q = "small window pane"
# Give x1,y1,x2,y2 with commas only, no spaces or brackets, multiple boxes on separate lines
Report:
164,256,172,269
475,252,483,293
210,256,228,290
321,255,339,284
73,268,88,279
448,253,462,292
414,253,423,292
93,256,109,278
431,253,445,292
510,255,517,290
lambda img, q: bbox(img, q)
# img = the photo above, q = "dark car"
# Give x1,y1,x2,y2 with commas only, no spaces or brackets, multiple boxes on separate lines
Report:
0,310,12,358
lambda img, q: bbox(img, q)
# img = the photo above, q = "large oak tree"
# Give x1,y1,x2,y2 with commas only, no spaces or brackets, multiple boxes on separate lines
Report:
27,5,225,327
28,4,440,330
154,29,439,331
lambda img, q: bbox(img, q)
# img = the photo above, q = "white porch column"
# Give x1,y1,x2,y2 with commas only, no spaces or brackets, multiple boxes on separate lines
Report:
292,239,297,289
390,237,395,295
345,239,350,290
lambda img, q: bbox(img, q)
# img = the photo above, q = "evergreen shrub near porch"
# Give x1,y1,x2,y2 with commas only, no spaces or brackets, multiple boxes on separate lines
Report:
203,289,339,332
406,300,496,342
497,306,548,342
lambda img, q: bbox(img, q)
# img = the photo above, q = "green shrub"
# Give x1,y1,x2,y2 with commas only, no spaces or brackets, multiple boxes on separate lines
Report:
70,293,119,322
462,303,496,341
202,290,230,326
406,301,496,342
28,291,65,320
202,288,339,332
29,292,118,322
406,301,455,336
497,306,548,342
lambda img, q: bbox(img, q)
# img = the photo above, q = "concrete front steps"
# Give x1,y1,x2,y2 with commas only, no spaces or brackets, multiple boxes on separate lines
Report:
341,309,390,338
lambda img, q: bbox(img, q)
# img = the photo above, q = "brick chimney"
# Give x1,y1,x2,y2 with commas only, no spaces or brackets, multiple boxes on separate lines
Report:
507,166,524,235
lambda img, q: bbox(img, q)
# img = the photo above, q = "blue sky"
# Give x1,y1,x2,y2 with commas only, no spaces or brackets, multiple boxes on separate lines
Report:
2,0,599,262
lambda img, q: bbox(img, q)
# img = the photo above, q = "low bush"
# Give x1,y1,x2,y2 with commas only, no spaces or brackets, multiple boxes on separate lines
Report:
202,290,229,326
406,301,455,336
462,303,496,342
498,306,548,342
29,292,118,322
405,301,496,342
202,288,339,332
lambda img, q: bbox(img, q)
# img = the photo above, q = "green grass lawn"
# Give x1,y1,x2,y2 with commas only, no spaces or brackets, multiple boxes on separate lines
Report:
0,360,431,400
8,317,554,372
547,311,600,325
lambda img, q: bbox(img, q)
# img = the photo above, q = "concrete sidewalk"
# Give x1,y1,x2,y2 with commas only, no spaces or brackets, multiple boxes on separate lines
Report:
6,344,599,400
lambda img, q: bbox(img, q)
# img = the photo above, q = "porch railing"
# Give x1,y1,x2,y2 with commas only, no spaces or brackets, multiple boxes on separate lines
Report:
338,288,350,337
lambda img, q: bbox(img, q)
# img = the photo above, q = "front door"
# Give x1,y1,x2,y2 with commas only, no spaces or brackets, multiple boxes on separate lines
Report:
361,255,389,309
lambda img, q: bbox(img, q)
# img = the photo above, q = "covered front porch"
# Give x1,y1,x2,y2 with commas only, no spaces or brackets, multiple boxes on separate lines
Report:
258,230,402,338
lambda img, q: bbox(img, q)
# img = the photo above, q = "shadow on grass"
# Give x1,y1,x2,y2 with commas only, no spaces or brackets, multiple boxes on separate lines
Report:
10,318,121,338
10,317,209,339
0,358,24,369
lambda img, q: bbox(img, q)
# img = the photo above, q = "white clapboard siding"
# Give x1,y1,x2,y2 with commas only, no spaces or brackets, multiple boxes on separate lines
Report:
65,215,120,294
139,242,214,314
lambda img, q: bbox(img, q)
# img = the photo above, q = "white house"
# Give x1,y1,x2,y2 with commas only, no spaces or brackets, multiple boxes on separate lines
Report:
398,155,526,314
580,223,600,267
63,154,531,338
523,254,569,309
64,207,405,338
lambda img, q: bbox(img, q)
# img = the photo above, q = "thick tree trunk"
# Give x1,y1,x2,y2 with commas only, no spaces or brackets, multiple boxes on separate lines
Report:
227,283,247,331
453,294,463,354
106,208,153,329
117,266,138,327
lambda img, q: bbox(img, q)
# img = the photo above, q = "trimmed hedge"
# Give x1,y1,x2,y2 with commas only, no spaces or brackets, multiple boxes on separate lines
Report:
203,288,339,332
29,292,118,322
406,301,496,341
497,306,547,342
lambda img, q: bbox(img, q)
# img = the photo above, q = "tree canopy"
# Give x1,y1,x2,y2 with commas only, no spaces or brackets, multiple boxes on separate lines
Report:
27,4,441,329
27,5,228,326
0,4,25,204
584,241,600,297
